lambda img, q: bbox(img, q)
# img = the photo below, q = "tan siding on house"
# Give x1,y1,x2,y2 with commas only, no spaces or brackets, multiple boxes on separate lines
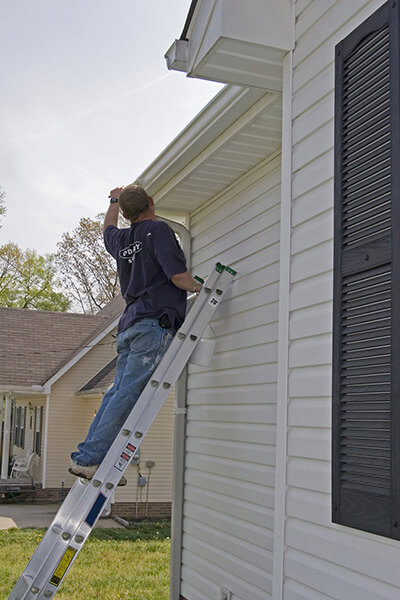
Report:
45,329,175,504
283,1,400,599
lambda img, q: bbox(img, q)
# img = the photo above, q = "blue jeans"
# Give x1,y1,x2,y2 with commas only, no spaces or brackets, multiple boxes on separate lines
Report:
71,318,175,467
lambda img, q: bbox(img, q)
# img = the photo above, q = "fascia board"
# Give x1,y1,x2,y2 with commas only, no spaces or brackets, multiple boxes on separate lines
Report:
42,318,120,392
138,85,266,198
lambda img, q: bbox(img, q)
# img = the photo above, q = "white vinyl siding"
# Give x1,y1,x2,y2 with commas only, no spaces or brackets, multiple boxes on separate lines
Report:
284,1,400,598
181,153,281,600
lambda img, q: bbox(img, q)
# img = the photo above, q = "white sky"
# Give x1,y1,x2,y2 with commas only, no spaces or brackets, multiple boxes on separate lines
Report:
0,0,222,254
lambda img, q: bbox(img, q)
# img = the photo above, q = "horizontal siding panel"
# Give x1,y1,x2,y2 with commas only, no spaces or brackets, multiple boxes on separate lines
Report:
188,384,277,406
291,241,333,283
185,452,274,488
192,220,280,271
187,403,276,424
292,121,334,172
180,568,214,600
288,365,332,397
289,303,332,339
185,468,275,508
215,322,278,352
292,66,333,120
184,486,273,529
292,152,333,201
287,457,330,493
184,518,273,572
288,398,331,428
290,273,333,310
186,421,275,446
288,427,330,461
208,304,278,338
182,533,272,593
287,487,330,526
184,499,273,548
181,549,271,600
202,341,278,370
190,156,281,227
291,211,333,254
192,203,280,265
191,187,280,250
293,94,334,146
284,547,400,600
188,363,277,388
185,437,275,466
286,518,400,588
289,334,332,367
284,578,334,600
292,181,333,227
294,0,374,67
220,261,280,303
214,290,279,323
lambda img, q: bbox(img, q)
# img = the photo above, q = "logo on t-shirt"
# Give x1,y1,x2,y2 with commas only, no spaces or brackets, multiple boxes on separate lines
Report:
119,241,143,263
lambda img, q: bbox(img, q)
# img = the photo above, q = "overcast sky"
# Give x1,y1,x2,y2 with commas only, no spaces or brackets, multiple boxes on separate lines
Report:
0,0,222,254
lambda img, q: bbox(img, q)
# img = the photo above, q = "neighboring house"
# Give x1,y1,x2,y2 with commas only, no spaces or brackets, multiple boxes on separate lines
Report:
0,296,174,519
124,1,399,599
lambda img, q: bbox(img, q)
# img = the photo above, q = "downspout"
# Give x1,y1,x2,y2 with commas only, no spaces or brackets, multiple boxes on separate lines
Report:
1,393,12,478
41,392,51,489
272,47,294,599
157,215,190,600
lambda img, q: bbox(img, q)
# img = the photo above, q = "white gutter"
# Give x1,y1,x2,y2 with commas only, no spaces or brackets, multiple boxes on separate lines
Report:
41,393,51,489
272,46,293,599
1,393,12,478
0,386,45,396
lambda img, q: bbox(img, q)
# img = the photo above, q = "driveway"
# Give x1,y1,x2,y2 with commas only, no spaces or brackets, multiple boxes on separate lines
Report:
0,503,123,529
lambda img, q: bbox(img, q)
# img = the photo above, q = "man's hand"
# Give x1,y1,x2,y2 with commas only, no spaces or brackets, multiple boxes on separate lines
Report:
109,187,124,200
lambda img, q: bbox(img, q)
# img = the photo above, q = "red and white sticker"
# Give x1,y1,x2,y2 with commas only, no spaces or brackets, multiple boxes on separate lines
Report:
114,443,137,472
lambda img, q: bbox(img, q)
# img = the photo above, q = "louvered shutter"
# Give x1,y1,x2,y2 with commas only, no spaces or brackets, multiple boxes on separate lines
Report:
333,0,400,539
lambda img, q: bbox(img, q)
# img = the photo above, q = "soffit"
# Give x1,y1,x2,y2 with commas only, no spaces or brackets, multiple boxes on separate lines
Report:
146,90,282,215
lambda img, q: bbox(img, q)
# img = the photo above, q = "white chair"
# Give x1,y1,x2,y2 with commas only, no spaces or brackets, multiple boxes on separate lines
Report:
10,450,35,479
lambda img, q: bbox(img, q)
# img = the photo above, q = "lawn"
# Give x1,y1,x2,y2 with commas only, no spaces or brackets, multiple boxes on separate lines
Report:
0,520,171,600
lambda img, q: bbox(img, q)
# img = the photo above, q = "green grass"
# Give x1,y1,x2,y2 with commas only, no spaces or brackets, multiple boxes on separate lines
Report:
0,520,171,599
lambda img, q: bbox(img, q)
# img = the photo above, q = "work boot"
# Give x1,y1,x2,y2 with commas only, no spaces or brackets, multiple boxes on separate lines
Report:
68,459,127,486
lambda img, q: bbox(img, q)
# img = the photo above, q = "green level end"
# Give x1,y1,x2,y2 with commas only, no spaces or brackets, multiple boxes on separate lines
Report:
225,266,237,276
216,262,225,273
194,275,204,284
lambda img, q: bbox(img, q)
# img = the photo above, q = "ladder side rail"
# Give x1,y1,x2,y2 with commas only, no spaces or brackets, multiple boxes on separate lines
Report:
8,264,235,600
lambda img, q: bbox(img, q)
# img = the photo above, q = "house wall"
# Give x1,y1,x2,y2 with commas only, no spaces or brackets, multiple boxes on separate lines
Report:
45,330,175,508
180,153,281,600
280,1,400,598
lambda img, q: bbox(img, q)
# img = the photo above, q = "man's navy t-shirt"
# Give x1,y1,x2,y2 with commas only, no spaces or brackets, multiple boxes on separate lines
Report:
104,220,187,333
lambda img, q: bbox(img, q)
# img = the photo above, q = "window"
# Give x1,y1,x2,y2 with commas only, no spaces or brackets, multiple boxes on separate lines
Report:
14,406,26,449
333,0,400,539
34,406,43,456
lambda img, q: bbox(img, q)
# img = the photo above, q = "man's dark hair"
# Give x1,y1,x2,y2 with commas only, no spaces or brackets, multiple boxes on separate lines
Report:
119,185,151,221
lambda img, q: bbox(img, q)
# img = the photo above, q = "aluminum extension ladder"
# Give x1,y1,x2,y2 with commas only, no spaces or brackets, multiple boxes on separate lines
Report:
7,262,236,600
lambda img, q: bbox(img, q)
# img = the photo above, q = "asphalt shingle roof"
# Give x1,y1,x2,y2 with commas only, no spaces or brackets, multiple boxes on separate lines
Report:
0,296,125,388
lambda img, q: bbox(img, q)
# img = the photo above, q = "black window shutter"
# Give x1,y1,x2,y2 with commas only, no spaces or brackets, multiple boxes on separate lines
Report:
333,0,400,539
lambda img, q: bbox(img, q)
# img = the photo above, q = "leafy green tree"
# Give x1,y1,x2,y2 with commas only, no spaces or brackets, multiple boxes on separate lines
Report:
0,244,70,311
55,214,120,314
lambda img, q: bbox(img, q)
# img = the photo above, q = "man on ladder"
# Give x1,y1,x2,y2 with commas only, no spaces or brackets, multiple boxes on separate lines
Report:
69,184,202,483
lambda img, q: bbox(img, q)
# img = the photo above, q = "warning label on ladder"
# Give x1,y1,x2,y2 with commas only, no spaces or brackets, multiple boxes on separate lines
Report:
49,546,77,586
114,443,136,471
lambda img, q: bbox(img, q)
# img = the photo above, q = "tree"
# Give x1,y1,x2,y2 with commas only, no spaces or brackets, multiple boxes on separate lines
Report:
55,214,120,314
0,187,6,228
0,243,70,311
